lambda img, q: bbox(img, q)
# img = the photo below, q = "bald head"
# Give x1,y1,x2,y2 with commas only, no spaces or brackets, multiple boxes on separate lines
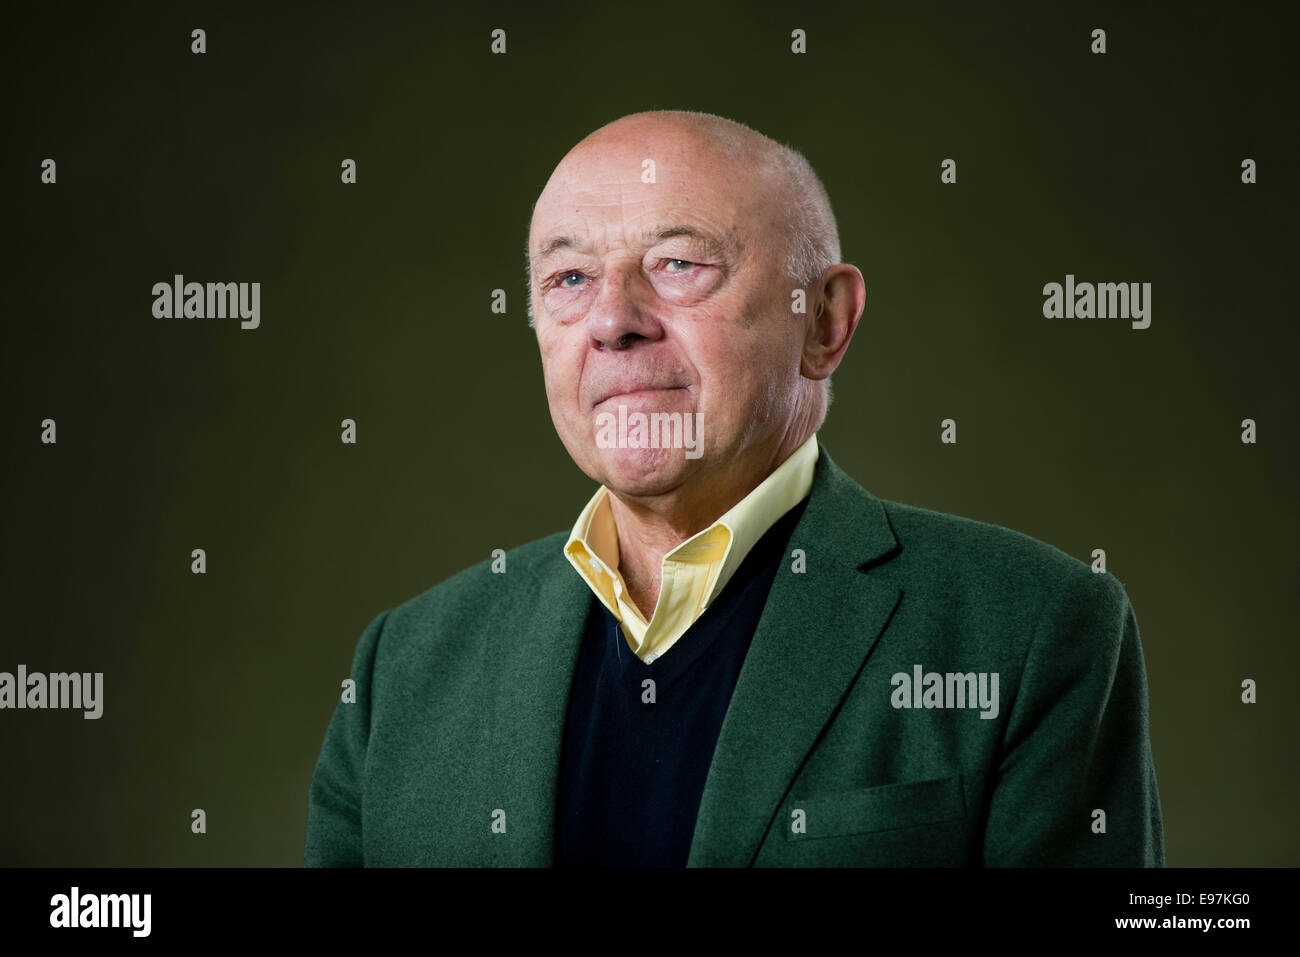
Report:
651,111,842,288
527,111,841,323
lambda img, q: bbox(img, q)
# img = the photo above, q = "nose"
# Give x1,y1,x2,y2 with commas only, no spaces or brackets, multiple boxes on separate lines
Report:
585,263,663,351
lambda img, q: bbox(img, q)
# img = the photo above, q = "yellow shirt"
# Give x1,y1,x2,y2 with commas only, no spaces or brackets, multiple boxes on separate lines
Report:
564,434,819,663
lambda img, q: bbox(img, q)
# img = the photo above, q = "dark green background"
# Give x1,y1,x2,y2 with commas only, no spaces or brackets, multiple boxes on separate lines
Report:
2,0,1295,866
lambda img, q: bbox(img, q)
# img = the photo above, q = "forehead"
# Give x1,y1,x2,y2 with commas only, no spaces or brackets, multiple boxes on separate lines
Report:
529,132,777,256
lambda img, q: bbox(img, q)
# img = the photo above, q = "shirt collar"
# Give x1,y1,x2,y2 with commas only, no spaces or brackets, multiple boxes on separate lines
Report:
563,433,820,618
706,433,819,608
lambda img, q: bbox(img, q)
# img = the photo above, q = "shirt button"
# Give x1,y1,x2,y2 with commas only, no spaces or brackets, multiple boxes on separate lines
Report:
644,652,659,664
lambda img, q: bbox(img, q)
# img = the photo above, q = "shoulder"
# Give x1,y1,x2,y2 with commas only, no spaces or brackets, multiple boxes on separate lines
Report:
360,530,574,663
390,528,571,623
814,446,1126,614
875,496,1132,649
880,497,1089,577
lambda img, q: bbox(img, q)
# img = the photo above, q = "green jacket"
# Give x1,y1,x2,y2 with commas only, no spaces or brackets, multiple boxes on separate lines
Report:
304,444,1164,866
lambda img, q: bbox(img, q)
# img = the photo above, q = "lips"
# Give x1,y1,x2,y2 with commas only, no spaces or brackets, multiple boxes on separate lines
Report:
594,385,687,407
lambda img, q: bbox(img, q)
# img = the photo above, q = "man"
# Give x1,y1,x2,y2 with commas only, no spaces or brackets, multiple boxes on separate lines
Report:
304,110,1165,867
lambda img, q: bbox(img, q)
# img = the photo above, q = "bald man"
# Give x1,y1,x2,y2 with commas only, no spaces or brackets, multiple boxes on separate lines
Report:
304,110,1165,868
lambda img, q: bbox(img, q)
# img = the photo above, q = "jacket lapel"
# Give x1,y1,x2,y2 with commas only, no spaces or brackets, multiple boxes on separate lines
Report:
687,445,902,866
481,548,592,865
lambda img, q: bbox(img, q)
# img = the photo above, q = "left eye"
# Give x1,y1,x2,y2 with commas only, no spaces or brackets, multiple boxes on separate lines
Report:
665,259,695,271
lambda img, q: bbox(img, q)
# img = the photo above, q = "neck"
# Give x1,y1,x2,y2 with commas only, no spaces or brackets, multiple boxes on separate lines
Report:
607,423,814,618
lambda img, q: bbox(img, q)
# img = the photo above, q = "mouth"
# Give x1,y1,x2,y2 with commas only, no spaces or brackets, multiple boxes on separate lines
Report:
594,386,689,407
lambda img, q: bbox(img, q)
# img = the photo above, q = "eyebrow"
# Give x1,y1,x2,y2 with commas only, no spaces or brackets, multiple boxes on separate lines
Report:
535,224,736,263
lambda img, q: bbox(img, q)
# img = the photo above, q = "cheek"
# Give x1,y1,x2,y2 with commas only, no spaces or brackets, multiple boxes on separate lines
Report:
537,333,574,389
690,322,783,392
690,324,800,426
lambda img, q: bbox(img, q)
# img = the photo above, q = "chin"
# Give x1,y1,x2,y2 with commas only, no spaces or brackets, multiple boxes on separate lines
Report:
593,446,696,497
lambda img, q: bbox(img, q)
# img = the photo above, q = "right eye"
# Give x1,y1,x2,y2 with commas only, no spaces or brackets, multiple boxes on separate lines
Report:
556,271,589,288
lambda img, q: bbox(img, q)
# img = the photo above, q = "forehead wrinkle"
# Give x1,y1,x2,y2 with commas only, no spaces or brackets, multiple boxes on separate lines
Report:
533,164,743,264
552,179,645,205
534,219,738,264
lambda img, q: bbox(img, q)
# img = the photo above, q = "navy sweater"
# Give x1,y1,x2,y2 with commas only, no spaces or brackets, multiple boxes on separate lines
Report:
557,498,808,867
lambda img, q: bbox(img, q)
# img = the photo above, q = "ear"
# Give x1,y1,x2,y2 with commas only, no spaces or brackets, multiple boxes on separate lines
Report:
801,264,866,381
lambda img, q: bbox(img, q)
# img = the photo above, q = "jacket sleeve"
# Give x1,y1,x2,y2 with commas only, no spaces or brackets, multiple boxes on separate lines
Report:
303,608,390,867
981,572,1165,866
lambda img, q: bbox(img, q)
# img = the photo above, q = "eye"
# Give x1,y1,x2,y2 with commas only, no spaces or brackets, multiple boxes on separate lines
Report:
556,270,588,288
664,259,695,272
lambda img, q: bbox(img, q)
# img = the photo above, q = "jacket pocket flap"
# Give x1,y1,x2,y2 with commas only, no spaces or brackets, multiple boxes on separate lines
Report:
786,773,966,841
